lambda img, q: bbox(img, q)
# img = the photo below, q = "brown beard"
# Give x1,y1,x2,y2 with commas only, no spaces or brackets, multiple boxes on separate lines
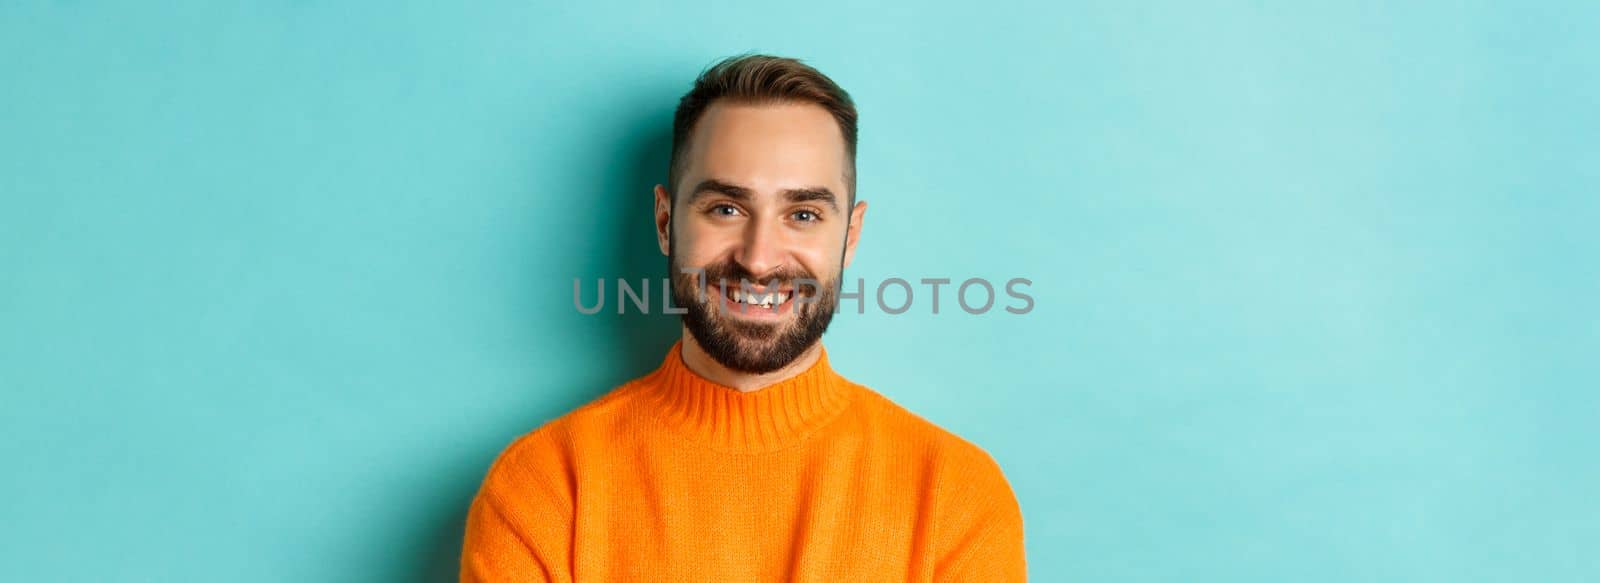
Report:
668,253,840,374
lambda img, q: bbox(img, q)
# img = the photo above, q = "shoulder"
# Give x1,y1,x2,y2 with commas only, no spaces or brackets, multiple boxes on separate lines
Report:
846,382,1026,558
849,380,1016,488
477,375,653,500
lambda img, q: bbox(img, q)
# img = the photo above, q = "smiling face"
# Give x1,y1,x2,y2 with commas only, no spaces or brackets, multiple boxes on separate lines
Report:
655,101,867,373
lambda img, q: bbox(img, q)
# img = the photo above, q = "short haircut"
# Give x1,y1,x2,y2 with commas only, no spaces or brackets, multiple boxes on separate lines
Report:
668,54,858,204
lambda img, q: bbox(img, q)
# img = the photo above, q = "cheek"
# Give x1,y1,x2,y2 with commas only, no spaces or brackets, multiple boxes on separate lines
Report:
786,226,848,263
792,246,842,278
672,225,738,264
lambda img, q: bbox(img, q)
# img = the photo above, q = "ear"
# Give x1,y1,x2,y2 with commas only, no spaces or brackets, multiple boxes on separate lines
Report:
842,200,868,269
653,184,672,256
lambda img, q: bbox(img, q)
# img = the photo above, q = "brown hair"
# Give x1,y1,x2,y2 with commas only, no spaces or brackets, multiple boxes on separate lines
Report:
668,54,858,203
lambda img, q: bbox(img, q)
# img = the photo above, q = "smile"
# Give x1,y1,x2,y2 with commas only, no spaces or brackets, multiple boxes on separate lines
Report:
711,282,797,319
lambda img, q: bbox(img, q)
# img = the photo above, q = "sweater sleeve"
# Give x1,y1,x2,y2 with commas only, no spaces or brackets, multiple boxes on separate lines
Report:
460,433,575,583
934,448,1028,582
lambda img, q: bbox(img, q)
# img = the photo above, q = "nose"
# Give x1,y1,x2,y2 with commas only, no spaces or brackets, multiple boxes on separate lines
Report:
735,217,786,281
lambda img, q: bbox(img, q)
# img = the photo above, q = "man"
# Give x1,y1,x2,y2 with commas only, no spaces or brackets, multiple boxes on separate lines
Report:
461,54,1026,582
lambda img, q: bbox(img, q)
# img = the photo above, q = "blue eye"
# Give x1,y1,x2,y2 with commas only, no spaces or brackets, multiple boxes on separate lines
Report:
711,204,740,216
793,210,819,222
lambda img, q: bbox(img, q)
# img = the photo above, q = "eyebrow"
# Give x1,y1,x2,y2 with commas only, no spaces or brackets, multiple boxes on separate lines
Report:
782,187,839,212
687,179,840,212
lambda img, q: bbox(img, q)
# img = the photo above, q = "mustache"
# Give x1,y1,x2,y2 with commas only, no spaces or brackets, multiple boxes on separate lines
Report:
688,259,817,291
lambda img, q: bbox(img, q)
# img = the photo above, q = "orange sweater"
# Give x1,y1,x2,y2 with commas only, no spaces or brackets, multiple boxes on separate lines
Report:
460,341,1027,581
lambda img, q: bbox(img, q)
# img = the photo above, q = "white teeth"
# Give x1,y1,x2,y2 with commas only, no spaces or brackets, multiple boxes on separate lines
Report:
728,288,789,308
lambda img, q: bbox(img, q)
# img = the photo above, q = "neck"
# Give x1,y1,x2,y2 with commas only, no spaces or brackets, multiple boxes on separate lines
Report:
678,327,824,393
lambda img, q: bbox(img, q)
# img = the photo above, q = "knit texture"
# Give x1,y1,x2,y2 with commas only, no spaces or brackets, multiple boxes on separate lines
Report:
461,340,1026,581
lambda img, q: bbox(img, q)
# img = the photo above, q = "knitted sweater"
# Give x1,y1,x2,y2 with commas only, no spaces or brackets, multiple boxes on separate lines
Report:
460,340,1027,581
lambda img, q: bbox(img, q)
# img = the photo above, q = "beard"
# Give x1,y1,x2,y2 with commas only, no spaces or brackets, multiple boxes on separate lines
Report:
668,251,840,374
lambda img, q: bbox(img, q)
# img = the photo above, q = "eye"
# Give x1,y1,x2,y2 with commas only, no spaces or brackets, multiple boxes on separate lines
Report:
708,204,743,217
792,209,821,222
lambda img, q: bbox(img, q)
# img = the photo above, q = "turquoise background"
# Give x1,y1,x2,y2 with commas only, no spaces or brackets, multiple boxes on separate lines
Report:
3,1,1596,581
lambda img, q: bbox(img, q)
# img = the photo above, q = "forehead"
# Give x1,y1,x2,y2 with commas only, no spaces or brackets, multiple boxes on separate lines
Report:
680,101,848,197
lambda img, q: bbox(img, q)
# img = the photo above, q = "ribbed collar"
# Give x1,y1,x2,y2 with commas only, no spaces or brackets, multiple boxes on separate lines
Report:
643,340,859,453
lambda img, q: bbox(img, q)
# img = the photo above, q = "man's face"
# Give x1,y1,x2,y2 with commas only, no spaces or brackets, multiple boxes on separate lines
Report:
655,101,867,374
